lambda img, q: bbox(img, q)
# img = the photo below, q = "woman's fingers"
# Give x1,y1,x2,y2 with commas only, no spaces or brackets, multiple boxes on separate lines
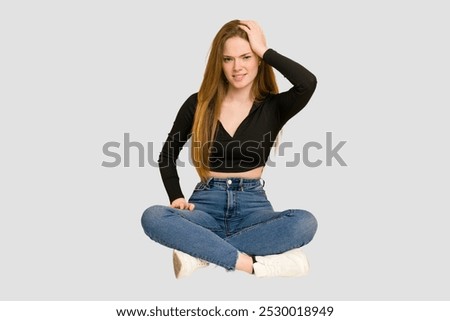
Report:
171,199,195,211
239,20,251,30
238,20,268,58
179,202,195,210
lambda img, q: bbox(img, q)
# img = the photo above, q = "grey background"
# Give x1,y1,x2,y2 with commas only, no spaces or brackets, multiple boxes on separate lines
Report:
1,0,449,300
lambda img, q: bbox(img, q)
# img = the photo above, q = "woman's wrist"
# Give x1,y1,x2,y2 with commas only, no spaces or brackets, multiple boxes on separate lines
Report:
257,46,269,59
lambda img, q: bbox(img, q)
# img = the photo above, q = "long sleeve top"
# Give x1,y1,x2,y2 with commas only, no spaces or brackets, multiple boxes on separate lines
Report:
158,49,317,202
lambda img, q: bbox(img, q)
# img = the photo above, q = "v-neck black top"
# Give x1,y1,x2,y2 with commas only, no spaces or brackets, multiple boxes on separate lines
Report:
159,49,317,202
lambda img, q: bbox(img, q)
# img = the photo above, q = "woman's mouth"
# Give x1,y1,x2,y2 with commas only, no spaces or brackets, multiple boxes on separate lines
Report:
232,74,246,81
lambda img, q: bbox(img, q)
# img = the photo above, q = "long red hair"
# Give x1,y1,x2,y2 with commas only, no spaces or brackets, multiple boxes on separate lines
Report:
191,20,279,181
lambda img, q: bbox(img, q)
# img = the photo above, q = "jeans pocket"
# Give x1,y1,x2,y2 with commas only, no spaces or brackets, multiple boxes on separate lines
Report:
193,182,209,191
245,183,264,192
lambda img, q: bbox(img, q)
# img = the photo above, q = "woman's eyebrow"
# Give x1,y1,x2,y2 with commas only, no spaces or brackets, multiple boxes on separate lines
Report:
223,52,252,58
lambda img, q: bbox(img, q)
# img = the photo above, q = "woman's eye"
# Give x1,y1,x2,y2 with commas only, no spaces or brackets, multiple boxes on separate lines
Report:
223,57,233,62
243,55,251,60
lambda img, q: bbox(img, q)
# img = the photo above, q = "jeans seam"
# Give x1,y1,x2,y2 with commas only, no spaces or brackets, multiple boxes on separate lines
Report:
146,233,236,270
224,212,289,241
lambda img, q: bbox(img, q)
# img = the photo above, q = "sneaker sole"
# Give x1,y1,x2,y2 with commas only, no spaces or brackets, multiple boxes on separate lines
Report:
173,251,182,278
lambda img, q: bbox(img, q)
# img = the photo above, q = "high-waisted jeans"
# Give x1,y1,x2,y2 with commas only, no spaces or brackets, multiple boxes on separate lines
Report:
141,178,318,271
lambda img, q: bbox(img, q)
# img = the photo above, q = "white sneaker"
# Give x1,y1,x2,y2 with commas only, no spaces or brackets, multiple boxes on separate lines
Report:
253,248,310,277
173,250,209,279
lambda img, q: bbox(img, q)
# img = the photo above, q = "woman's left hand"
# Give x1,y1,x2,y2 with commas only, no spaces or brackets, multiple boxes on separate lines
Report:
239,20,269,58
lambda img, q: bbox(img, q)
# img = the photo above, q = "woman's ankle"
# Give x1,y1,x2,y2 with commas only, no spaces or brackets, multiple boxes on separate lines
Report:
235,252,254,274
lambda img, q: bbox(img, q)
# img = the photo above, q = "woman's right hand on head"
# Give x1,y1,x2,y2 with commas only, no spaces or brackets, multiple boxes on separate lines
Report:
171,198,195,211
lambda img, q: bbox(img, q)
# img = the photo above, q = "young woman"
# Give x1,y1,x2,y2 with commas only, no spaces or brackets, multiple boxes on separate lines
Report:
141,20,318,278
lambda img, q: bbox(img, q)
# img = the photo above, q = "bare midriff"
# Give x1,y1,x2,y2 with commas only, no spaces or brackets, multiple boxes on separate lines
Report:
207,166,264,179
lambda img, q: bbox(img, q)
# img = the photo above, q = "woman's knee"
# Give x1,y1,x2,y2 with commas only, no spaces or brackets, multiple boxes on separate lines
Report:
290,209,318,243
302,209,318,233
141,205,173,236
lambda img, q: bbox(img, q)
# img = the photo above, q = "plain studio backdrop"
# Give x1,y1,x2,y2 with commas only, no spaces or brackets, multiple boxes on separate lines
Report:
1,0,449,300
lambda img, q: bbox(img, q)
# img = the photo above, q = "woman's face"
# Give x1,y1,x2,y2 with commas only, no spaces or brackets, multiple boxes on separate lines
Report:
222,36,259,91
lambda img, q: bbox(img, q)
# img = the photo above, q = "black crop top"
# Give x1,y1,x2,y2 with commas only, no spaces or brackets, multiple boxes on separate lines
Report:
158,49,317,202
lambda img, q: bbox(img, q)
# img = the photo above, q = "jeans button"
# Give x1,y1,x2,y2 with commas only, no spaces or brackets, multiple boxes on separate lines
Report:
227,179,232,185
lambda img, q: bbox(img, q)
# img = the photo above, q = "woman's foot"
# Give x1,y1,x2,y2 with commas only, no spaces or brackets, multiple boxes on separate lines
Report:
252,248,310,277
173,250,209,279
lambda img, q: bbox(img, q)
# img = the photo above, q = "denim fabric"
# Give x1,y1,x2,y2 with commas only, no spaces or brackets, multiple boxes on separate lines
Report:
141,178,318,270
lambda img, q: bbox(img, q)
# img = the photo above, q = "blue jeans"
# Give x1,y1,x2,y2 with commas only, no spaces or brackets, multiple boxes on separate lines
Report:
141,178,318,271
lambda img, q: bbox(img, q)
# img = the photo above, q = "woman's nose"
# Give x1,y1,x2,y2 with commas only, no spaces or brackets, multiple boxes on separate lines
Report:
233,59,242,70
